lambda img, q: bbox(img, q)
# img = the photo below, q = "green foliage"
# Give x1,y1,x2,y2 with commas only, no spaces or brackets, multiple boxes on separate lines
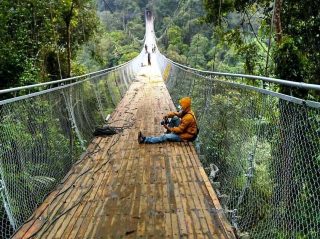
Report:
280,0,320,87
19,59,42,86
238,42,260,75
202,0,235,24
274,36,306,96
0,0,99,89
0,97,79,226
76,28,140,71
78,0,143,71
188,34,210,69
152,0,180,33
167,25,183,48
201,0,320,95
150,0,271,74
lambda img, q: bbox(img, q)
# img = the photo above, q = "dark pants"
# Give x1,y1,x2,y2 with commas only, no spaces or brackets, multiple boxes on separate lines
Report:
148,53,151,65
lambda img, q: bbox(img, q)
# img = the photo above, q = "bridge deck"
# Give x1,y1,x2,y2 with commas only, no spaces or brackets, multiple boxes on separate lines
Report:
14,65,235,238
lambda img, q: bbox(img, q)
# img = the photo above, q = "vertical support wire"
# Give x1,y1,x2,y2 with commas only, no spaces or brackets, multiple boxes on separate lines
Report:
93,79,106,121
0,177,17,230
62,89,85,151
235,94,267,209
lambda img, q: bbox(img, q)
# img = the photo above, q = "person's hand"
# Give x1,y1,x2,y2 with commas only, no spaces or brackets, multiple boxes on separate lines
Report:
163,124,170,131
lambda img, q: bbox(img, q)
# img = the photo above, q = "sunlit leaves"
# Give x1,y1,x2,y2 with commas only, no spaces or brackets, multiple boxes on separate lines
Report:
0,0,99,88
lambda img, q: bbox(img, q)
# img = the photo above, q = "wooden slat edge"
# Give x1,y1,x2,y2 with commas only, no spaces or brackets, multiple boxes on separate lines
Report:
195,155,236,239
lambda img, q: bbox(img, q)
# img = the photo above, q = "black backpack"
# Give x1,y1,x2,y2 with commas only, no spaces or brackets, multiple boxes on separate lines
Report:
93,126,117,137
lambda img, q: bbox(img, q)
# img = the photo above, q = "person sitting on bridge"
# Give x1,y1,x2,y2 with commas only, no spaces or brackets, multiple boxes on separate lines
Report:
138,97,198,144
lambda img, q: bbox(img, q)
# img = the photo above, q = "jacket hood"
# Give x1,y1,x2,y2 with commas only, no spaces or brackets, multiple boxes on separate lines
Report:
179,97,191,110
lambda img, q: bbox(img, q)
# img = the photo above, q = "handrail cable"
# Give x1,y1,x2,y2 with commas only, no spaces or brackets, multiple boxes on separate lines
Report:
0,60,132,95
164,56,320,91
166,57,320,108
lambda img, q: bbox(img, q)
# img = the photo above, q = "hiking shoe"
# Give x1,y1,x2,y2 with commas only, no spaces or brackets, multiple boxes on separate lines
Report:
138,131,145,144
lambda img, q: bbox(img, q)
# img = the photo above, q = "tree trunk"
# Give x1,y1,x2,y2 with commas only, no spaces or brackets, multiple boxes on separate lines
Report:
274,0,282,43
67,22,71,78
65,1,75,78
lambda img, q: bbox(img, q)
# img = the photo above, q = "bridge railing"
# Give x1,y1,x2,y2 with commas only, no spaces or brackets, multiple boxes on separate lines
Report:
157,53,320,239
0,54,143,238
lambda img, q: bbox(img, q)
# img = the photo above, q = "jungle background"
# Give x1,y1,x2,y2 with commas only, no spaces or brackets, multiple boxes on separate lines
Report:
0,0,319,238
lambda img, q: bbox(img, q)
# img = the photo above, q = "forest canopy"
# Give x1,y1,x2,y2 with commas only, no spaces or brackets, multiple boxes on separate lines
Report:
0,0,319,99
0,1,319,239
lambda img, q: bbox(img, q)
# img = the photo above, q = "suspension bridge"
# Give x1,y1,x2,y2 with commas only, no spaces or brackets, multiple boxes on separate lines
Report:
1,10,320,239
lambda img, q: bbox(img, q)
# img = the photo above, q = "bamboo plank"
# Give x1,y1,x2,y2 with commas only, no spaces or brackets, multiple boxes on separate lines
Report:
173,182,188,236
47,138,110,237
165,212,173,237
14,63,236,239
83,134,131,237
37,140,106,238
91,133,133,237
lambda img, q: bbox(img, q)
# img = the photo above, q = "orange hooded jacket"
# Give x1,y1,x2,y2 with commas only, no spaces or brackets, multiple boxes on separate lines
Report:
166,97,198,141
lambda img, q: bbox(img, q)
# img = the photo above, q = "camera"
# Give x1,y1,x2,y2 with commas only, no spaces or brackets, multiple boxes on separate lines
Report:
160,118,169,125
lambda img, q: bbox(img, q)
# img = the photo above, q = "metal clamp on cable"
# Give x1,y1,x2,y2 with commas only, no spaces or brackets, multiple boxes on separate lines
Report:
244,153,254,178
225,209,240,236
209,163,219,180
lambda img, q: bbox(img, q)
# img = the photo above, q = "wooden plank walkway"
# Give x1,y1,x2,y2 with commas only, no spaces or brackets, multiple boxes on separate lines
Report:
13,63,235,239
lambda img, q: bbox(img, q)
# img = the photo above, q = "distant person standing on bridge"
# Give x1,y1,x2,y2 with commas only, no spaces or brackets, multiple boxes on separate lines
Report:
145,44,148,53
148,52,151,65
138,97,199,144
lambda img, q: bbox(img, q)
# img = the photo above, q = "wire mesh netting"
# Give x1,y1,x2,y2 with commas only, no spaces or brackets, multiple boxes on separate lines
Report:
0,55,143,239
157,55,320,239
